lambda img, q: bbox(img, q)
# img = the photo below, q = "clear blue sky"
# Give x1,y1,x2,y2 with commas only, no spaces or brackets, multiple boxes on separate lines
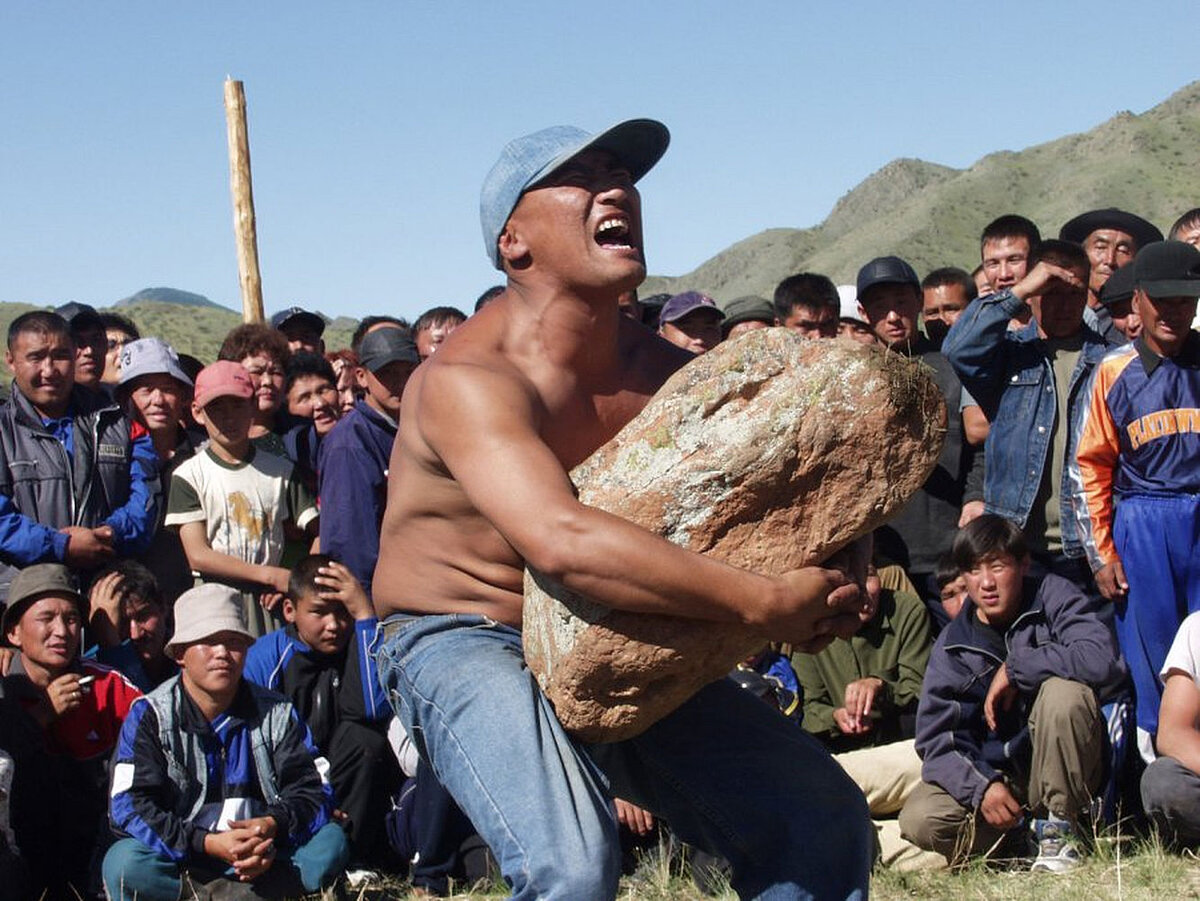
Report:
2,2,1197,324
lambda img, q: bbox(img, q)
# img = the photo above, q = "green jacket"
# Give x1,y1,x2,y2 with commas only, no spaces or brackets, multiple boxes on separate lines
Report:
792,589,932,752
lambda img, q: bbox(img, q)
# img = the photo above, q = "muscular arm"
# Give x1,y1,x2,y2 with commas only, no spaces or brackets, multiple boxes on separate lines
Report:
1156,671,1200,776
416,361,862,645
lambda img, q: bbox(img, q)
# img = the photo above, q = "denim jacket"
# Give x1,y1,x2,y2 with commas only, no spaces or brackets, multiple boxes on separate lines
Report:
942,290,1111,558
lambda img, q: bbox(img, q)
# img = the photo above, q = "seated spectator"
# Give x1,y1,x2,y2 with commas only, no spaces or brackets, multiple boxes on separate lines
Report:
319,330,419,592
271,306,326,355
103,583,348,900
116,337,201,604
413,306,466,359
1,563,141,900
99,312,140,387
244,555,400,868
55,302,109,394
0,311,158,603
899,516,1127,872
719,295,775,340
165,362,318,637
86,560,176,692
773,273,839,339
931,553,967,631
793,554,937,869
657,291,724,354
218,323,292,457
1141,610,1200,847
326,349,362,414
282,352,342,494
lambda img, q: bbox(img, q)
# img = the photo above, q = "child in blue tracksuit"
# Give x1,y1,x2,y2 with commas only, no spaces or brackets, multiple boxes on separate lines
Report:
243,554,399,867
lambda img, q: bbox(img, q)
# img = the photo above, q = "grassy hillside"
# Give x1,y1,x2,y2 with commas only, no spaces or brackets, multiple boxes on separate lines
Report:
643,80,1200,300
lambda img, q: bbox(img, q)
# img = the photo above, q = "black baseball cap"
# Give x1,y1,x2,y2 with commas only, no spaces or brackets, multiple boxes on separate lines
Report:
270,306,326,336
55,302,104,332
856,257,919,298
1097,264,1135,308
1132,241,1200,299
358,328,420,373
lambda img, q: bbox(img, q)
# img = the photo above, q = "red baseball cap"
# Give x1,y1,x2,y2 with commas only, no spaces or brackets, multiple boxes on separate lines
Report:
193,360,254,409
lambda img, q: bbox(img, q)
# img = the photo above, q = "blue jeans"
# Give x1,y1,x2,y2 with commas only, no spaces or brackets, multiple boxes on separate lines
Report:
375,613,871,901
102,822,349,901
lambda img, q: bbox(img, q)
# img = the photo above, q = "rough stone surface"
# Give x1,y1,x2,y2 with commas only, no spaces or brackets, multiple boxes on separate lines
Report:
522,328,946,742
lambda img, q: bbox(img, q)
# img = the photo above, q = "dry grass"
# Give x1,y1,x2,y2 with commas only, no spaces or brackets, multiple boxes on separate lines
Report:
314,834,1200,900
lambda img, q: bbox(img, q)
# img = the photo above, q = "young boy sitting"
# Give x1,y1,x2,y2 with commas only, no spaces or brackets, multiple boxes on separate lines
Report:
165,361,318,637
104,583,348,900
898,515,1128,872
244,554,400,867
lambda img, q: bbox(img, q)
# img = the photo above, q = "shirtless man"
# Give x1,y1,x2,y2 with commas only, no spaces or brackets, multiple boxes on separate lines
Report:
372,119,872,900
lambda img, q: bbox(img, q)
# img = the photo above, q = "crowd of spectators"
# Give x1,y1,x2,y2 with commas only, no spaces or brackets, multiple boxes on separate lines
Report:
0,200,1198,898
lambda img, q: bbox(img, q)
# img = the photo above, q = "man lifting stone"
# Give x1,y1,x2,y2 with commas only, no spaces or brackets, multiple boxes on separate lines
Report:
372,118,872,901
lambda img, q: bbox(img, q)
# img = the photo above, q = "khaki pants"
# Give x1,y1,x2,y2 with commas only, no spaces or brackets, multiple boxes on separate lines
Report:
836,739,948,871
898,677,1104,864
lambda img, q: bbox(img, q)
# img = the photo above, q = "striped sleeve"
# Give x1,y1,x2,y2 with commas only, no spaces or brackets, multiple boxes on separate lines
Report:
1075,351,1133,571
109,698,194,863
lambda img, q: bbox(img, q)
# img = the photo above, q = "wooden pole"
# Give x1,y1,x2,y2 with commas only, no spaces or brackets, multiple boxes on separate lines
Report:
223,78,264,324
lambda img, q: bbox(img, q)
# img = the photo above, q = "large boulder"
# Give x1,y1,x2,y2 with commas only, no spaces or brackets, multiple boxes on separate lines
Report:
522,328,946,742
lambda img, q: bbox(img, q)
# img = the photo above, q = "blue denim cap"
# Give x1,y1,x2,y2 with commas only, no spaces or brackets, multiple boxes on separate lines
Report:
479,118,670,270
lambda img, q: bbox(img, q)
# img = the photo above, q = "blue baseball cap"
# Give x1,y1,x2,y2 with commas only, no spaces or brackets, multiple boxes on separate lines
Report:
479,118,670,270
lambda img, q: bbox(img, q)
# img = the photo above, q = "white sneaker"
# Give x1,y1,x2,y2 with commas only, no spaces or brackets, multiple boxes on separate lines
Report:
1029,818,1081,873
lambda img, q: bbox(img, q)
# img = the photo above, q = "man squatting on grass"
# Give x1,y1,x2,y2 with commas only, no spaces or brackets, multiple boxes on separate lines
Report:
369,119,874,900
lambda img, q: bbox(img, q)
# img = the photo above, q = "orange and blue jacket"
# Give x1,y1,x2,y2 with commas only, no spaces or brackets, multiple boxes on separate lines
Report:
1075,332,1200,570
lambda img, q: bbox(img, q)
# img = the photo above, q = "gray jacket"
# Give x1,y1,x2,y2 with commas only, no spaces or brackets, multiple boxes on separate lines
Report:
0,385,158,597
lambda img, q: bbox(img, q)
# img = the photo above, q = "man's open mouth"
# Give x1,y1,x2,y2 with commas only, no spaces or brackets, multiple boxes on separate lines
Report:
595,216,634,250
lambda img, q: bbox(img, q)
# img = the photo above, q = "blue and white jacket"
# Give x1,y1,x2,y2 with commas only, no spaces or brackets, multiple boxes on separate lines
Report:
109,676,334,863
